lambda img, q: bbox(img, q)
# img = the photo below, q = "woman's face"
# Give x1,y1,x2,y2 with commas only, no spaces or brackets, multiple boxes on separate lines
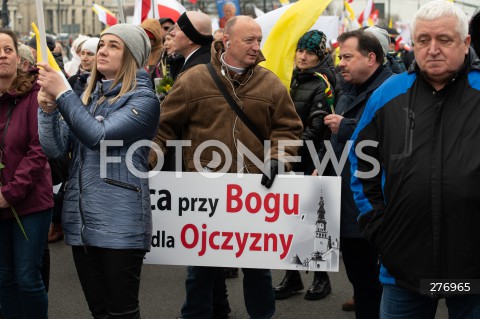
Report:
164,35,176,56
80,50,95,72
295,49,319,71
0,33,19,80
96,34,124,80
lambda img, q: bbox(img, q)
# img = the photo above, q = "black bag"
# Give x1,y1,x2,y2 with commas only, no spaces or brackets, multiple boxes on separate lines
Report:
49,153,70,185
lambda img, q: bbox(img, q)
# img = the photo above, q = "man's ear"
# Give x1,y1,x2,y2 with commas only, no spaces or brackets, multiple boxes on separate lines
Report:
367,52,377,66
222,36,229,49
464,34,471,55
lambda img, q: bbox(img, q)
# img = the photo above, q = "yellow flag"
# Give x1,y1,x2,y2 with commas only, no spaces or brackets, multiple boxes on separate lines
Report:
388,17,392,28
260,0,333,89
279,0,290,5
31,22,71,88
31,23,61,72
344,1,355,20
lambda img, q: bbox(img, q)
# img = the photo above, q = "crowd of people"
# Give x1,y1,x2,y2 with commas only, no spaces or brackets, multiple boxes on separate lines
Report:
0,0,479,318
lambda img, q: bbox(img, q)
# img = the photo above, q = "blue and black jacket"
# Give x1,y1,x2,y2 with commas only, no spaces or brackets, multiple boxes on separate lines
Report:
349,49,480,294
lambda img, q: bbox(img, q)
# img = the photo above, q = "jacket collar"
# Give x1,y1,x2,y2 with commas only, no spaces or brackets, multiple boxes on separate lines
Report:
339,66,393,115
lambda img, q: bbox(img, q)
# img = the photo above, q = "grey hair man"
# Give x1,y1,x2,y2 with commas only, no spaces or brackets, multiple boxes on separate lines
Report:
350,1,480,318
219,2,236,28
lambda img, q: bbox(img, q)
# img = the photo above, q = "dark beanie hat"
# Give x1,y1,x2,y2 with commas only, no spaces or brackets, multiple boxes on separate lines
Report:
469,8,480,56
297,30,327,60
27,35,56,51
159,17,175,25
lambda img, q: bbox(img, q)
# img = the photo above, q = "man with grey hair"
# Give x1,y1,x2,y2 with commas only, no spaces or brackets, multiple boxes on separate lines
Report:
219,2,236,28
350,1,480,317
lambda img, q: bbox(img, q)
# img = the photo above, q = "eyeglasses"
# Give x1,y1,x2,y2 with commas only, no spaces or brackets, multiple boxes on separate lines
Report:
163,26,171,31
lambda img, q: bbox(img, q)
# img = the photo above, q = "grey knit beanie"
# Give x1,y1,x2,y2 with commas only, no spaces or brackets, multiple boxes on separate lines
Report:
101,24,151,68
365,26,389,57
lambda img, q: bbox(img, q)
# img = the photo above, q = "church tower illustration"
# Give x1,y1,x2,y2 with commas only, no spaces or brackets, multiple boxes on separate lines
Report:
314,191,329,254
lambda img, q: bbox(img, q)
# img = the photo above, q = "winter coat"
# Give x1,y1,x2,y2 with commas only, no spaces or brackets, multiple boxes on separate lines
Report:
141,18,164,68
149,40,303,173
328,65,393,238
0,82,53,219
38,70,160,250
68,69,90,97
150,52,185,84
350,50,480,293
290,55,336,173
179,44,211,76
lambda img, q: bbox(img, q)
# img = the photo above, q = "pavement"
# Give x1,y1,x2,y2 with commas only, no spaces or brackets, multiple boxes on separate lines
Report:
47,241,448,319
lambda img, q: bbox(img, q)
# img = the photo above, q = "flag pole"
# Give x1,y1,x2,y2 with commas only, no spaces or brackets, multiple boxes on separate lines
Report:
152,0,158,18
117,0,125,23
34,0,48,63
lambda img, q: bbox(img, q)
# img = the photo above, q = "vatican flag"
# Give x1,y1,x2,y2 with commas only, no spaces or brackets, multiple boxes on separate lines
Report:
31,23,71,89
259,0,332,89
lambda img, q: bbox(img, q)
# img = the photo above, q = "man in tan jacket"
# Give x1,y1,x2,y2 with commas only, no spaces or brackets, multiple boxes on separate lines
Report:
150,15,302,319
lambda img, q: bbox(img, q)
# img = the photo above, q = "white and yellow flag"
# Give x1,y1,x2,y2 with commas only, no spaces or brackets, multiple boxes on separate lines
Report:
31,23,71,89
259,0,333,89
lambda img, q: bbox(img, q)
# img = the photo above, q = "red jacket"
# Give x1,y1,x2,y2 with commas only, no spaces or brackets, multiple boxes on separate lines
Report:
0,82,53,219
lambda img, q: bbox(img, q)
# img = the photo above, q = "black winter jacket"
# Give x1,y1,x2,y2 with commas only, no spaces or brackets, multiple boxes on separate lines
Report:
290,55,336,173
350,50,480,294
68,69,90,97
329,65,393,238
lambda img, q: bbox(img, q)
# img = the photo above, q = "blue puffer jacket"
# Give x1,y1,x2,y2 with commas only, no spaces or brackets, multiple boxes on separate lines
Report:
38,70,160,250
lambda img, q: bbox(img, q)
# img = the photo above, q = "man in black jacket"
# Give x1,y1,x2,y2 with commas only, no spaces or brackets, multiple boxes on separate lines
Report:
323,29,393,319
171,11,213,75
350,1,480,318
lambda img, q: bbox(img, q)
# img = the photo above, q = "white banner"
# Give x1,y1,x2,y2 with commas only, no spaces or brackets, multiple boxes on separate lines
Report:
145,172,341,272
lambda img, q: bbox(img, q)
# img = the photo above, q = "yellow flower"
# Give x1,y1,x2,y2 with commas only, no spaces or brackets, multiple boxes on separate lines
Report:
156,76,174,94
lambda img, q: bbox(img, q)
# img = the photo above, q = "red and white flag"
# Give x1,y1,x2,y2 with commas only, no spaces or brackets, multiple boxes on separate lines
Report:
92,4,118,26
157,0,186,22
132,0,152,25
357,0,374,26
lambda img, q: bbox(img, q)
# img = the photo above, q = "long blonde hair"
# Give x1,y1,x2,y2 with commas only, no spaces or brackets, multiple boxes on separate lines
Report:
82,42,139,105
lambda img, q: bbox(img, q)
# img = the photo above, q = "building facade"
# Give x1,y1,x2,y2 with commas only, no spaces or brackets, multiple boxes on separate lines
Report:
5,0,124,37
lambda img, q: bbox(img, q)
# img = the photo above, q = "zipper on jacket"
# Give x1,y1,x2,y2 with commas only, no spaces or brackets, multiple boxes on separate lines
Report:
431,100,443,279
104,178,141,193
78,145,87,251
391,109,415,160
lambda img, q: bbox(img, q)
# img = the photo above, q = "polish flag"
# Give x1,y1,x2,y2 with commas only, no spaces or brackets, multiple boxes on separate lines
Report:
395,36,403,51
157,0,186,22
92,4,118,26
368,8,379,26
132,0,152,25
357,0,374,26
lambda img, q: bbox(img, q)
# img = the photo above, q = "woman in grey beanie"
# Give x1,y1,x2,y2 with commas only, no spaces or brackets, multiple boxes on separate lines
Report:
36,23,159,319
